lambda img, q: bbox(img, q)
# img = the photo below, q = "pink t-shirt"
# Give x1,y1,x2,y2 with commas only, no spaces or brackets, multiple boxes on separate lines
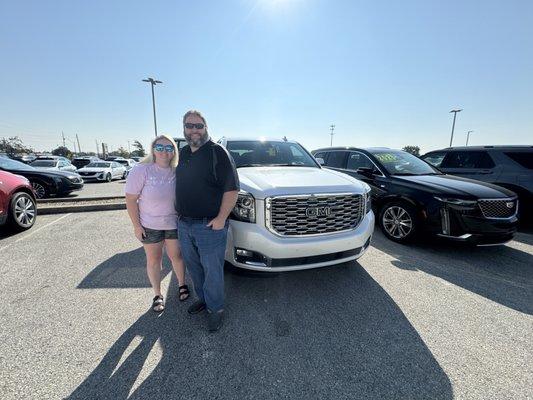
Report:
125,163,177,230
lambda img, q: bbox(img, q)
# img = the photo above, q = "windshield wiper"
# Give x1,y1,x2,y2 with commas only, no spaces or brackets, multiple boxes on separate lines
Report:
237,164,264,168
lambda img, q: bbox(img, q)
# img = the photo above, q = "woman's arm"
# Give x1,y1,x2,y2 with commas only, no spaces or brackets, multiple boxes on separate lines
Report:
126,193,145,241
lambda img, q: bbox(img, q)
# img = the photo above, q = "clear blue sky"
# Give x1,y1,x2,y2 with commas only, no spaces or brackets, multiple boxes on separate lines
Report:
1,0,532,154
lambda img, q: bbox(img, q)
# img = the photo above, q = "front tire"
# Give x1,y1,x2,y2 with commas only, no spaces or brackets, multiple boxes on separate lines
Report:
379,201,419,243
8,192,37,231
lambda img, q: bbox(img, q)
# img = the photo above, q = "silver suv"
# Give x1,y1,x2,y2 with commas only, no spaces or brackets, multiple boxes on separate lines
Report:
218,138,375,272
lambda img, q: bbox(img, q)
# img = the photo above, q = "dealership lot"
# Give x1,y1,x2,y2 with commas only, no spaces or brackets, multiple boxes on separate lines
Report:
0,211,532,399
55,179,126,199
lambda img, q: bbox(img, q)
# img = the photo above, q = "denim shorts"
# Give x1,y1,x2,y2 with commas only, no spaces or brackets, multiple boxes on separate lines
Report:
141,226,178,244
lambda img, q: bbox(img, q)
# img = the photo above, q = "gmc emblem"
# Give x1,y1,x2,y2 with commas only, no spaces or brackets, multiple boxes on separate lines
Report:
305,206,332,217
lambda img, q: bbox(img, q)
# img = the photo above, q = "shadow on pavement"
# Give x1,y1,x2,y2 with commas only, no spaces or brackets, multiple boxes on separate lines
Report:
372,230,533,315
68,263,452,399
77,247,172,289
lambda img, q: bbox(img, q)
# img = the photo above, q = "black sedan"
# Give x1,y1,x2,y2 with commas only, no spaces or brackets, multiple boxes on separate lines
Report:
312,147,518,245
0,157,84,199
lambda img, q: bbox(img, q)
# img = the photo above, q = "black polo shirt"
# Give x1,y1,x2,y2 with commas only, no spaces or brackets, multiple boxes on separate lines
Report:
175,140,240,218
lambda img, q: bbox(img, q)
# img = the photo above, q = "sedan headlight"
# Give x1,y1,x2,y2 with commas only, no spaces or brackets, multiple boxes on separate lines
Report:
232,191,256,223
434,196,477,206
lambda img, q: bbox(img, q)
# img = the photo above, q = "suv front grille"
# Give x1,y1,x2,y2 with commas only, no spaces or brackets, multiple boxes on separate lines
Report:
478,199,517,219
266,194,365,236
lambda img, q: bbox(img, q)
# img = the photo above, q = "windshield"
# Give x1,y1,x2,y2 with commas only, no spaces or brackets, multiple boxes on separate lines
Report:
31,160,57,167
86,162,111,168
370,150,440,175
0,157,35,171
226,141,318,168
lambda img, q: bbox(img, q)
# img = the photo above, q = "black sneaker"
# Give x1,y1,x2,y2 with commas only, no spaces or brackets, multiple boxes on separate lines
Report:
187,300,206,314
207,310,224,332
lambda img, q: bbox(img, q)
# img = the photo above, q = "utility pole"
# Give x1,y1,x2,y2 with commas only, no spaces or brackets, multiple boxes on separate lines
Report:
329,124,335,147
127,140,131,154
96,139,99,158
449,109,462,147
62,131,66,148
76,134,82,154
142,77,163,137
466,130,474,146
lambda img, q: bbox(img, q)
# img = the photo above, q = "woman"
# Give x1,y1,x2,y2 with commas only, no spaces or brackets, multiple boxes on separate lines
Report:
125,134,189,312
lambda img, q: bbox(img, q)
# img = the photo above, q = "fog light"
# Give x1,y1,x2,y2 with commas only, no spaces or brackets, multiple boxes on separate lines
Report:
236,248,253,257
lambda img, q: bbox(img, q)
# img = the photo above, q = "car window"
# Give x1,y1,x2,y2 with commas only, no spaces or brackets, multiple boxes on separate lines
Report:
504,151,533,169
313,152,326,160
346,152,375,171
325,151,347,169
441,151,495,169
422,152,447,167
226,141,318,167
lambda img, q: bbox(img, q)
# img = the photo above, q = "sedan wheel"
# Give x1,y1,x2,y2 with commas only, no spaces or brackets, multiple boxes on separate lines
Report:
31,182,47,199
379,203,417,242
9,192,36,231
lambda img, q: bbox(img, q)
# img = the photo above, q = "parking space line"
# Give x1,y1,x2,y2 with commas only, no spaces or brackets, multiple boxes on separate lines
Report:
0,213,72,252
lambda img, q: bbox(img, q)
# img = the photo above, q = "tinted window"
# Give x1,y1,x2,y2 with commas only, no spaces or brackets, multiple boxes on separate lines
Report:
441,151,495,168
504,152,533,169
346,152,375,171
31,160,57,167
226,141,318,167
313,152,326,160
422,152,446,167
325,151,347,168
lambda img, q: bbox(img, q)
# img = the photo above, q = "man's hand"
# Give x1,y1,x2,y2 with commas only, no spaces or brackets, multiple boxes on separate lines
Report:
134,225,146,241
207,216,226,230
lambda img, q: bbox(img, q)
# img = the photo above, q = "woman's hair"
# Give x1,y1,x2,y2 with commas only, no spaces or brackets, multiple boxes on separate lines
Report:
140,134,179,167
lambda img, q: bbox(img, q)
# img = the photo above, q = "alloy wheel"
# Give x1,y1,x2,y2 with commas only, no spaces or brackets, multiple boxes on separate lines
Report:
382,206,413,239
14,195,36,227
31,182,46,199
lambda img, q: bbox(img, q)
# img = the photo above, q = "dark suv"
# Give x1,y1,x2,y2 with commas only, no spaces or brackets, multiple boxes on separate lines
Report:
312,147,518,245
421,146,532,219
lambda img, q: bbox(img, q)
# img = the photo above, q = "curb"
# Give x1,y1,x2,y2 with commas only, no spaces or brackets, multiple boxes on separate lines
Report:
38,202,126,215
37,195,125,204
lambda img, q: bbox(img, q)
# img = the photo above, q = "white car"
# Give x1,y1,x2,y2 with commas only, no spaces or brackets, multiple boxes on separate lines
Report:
30,159,78,173
217,137,375,272
76,161,127,182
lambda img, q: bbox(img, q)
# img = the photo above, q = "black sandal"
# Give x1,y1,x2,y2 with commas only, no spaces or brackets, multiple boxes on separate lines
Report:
178,285,190,302
152,295,165,312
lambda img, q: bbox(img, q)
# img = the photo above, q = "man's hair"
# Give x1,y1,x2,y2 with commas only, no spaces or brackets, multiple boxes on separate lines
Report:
182,110,207,126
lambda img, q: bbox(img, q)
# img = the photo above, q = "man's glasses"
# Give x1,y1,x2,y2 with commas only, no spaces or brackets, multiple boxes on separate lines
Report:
153,144,175,153
184,122,205,130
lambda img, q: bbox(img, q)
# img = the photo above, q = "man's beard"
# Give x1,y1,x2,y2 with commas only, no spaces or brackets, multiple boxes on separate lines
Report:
184,131,210,147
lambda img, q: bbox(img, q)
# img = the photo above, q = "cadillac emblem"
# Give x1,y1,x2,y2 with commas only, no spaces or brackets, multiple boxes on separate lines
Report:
506,202,514,209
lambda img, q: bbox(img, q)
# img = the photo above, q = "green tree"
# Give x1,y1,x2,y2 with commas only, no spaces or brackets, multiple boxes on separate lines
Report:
0,136,33,155
52,146,73,159
402,146,420,156
131,140,146,157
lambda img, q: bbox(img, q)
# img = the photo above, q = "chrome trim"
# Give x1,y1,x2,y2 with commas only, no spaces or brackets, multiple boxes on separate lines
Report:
243,261,268,267
436,233,473,240
477,239,513,247
440,207,450,235
265,192,364,238
477,197,519,220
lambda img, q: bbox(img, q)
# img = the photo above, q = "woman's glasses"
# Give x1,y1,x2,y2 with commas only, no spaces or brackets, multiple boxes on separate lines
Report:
153,144,175,153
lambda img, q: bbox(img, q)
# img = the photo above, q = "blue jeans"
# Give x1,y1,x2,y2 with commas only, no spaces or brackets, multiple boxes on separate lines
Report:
178,217,228,312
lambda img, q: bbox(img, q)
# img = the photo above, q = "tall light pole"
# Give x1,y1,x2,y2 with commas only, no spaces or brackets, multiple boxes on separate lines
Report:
466,130,474,146
449,109,462,147
329,124,335,146
142,77,162,137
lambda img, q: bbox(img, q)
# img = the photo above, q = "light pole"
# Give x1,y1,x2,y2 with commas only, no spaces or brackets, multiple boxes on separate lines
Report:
466,130,474,146
449,109,462,147
329,124,335,146
142,77,162,137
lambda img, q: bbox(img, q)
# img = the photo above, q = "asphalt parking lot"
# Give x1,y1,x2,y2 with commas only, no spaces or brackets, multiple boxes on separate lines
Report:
59,179,126,199
0,211,532,399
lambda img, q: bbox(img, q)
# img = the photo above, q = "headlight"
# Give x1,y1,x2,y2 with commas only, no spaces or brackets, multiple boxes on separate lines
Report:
53,176,63,184
434,196,477,206
364,189,372,213
232,191,256,223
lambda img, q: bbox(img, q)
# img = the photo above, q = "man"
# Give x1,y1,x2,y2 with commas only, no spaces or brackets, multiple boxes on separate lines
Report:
175,110,239,332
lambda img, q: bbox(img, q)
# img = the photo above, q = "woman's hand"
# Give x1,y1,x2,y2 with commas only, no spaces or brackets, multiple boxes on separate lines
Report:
134,225,146,241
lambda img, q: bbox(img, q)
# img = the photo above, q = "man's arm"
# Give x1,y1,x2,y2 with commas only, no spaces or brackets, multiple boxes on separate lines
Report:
207,190,238,230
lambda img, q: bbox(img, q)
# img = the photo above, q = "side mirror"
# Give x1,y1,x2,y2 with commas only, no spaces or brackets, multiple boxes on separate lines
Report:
356,167,376,176
315,157,325,166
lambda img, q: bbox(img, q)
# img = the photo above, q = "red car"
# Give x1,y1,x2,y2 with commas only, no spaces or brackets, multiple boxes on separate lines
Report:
0,170,37,231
